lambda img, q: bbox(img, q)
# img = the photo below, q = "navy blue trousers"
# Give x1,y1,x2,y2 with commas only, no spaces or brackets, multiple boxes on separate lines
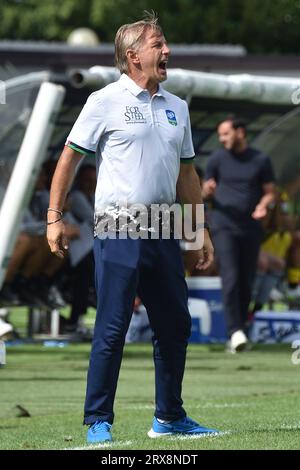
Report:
84,237,191,425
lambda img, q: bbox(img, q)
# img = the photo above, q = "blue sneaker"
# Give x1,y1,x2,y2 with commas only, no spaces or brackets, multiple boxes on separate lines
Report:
148,416,219,438
87,420,112,443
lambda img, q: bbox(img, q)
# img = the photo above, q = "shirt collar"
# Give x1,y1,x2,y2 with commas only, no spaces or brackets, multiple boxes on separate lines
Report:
119,73,166,99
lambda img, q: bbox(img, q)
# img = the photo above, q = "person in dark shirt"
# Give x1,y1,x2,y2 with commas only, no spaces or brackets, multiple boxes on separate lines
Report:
203,116,276,352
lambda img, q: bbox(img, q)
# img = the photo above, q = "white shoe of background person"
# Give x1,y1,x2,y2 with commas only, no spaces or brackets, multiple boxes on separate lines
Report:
0,318,13,338
230,329,248,353
269,287,284,302
0,308,9,320
286,285,300,300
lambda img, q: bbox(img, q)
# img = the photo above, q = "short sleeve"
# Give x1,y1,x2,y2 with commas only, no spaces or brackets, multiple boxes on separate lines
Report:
204,151,220,181
180,100,195,163
261,155,275,184
66,92,106,155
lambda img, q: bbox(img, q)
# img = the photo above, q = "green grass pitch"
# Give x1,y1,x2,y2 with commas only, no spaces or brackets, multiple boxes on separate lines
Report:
1,337,300,450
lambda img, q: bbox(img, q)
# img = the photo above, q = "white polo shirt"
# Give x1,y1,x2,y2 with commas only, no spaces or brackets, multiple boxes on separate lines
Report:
67,73,195,212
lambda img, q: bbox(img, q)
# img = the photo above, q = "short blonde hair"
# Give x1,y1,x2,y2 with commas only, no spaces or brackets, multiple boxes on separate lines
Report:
115,12,162,74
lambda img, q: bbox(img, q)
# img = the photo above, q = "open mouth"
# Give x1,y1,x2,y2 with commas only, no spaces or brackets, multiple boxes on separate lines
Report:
158,61,167,72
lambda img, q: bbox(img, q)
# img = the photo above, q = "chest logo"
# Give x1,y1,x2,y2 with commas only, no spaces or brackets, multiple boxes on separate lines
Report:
166,110,177,126
124,106,146,124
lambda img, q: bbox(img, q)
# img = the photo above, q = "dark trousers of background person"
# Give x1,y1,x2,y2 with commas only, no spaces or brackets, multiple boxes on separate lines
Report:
84,236,191,425
69,252,95,326
212,229,262,337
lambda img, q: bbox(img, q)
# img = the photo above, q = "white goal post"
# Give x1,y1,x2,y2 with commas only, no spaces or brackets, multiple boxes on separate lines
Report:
0,82,65,288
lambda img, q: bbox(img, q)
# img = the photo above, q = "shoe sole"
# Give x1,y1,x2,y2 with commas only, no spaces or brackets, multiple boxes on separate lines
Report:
148,428,173,438
148,428,219,438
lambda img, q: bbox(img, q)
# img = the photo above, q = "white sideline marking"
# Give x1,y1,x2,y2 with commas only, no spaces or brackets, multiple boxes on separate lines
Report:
65,432,231,449
168,431,231,441
199,403,254,409
279,424,300,430
64,440,133,450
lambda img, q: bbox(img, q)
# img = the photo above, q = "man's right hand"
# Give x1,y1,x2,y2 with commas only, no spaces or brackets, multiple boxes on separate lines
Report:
202,178,217,198
47,220,69,259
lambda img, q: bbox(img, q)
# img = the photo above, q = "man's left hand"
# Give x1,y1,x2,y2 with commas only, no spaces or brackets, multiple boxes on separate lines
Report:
252,204,267,220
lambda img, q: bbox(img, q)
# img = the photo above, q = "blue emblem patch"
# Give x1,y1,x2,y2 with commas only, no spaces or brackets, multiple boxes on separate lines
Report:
165,110,177,126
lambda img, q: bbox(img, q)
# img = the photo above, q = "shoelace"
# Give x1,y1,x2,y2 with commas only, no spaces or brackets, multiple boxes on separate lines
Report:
181,416,198,427
91,421,111,433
